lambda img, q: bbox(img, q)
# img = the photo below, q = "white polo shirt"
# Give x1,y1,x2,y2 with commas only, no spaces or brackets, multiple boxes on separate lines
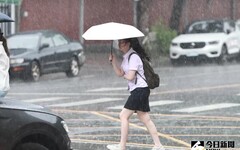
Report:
121,48,148,91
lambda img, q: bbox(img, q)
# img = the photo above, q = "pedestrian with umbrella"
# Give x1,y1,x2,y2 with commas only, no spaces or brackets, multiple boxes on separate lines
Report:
83,22,165,150
0,12,14,97
107,38,164,150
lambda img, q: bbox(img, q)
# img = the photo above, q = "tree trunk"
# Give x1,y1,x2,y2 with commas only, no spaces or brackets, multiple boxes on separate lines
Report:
137,0,152,33
169,0,185,31
231,0,236,20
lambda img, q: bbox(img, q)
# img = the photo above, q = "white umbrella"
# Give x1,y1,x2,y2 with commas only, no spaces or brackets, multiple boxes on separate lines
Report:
82,22,144,40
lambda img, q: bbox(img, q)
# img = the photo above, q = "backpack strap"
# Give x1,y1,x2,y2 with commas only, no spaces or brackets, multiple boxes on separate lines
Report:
128,52,147,84
128,52,138,62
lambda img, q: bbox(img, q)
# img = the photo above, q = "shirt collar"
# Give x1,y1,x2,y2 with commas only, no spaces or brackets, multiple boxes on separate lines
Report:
123,48,135,59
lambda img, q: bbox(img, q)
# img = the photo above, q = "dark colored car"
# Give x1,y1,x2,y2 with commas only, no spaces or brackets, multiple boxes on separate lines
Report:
0,98,72,150
8,30,86,81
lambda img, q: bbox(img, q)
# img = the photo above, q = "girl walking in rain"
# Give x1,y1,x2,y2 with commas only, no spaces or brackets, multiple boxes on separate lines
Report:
107,38,164,150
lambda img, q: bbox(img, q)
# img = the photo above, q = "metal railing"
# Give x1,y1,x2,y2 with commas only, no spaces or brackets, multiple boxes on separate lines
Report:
0,3,15,36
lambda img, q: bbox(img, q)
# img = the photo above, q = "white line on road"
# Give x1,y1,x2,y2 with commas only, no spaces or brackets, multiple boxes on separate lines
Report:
49,97,123,107
108,100,183,110
87,87,127,92
8,92,129,96
87,84,167,92
23,97,67,103
172,103,240,113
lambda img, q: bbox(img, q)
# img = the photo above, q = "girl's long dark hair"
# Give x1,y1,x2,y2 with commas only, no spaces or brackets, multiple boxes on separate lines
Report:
126,38,150,61
0,28,9,57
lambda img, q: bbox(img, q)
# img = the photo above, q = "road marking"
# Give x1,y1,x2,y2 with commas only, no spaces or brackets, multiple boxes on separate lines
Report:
71,138,186,149
87,87,127,92
8,83,240,97
108,100,182,110
87,85,167,92
23,97,67,103
8,92,129,96
152,83,240,95
52,109,240,148
172,103,240,113
91,111,191,147
49,98,123,107
163,134,240,137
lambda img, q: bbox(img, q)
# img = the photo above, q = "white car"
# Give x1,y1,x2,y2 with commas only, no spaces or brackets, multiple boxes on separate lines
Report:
170,19,240,64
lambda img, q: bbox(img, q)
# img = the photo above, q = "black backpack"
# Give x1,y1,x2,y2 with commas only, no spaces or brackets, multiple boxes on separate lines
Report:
128,52,160,89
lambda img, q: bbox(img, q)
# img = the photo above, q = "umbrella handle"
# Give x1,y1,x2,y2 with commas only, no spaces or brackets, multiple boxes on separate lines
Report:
110,41,113,55
109,41,113,62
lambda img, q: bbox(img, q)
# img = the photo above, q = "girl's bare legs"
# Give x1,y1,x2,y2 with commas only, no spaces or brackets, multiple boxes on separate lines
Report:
137,111,163,147
119,108,134,149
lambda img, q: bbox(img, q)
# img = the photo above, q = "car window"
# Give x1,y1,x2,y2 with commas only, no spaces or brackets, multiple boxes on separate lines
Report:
52,34,68,46
224,21,235,32
186,20,224,33
41,36,54,47
7,34,39,50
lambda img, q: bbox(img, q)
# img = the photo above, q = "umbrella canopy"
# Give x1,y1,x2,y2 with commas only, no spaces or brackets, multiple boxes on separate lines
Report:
0,12,14,23
82,22,144,40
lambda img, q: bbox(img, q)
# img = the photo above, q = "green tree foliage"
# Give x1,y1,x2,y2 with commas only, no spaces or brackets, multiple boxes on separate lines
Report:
151,22,177,56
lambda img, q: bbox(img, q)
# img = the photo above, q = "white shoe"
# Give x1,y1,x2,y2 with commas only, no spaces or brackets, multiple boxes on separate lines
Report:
152,145,165,150
107,144,123,150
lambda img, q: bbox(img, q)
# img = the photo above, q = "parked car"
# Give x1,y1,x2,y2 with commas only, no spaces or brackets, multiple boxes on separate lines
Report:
0,98,72,150
8,30,86,81
170,19,240,65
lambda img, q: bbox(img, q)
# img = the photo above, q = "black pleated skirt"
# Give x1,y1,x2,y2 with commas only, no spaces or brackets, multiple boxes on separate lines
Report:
124,87,150,112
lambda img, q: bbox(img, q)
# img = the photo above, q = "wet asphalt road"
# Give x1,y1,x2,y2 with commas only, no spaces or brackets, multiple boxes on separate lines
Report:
7,52,240,150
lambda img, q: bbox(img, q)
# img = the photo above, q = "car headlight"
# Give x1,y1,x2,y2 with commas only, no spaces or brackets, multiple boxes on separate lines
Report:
10,58,24,64
208,41,219,45
171,42,178,46
61,121,69,133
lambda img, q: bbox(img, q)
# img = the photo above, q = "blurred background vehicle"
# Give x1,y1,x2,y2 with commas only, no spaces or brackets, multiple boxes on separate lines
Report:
7,30,86,81
169,19,240,65
0,98,72,150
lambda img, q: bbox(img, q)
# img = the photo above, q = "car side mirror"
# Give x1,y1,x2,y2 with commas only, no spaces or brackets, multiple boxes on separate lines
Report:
39,43,49,50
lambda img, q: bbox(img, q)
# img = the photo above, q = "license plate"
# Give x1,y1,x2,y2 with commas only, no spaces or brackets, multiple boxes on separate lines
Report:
187,52,198,57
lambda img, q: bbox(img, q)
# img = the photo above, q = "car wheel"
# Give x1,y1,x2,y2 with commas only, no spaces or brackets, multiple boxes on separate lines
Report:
217,45,228,64
236,51,240,62
29,61,41,81
15,143,48,150
171,59,178,66
66,57,80,77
